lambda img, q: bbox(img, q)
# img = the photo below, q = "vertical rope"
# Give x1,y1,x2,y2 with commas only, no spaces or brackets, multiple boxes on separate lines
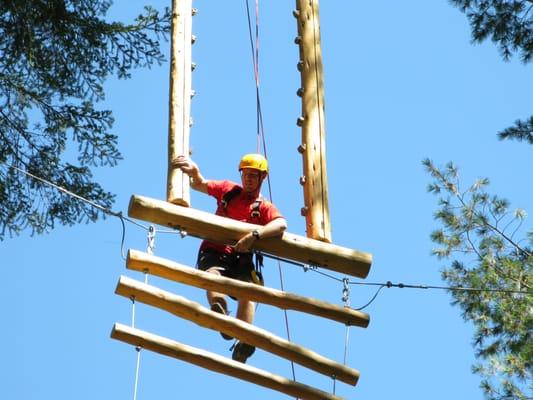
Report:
131,226,155,400
276,262,297,382
343,325,351,365
131,297,136,328
131,293,141,400
341,278,351,365
133,347,142,400
245,0,262,153
244,0,296,385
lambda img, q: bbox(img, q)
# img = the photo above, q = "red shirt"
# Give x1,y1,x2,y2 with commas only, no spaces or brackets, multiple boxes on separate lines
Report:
200,180,284,254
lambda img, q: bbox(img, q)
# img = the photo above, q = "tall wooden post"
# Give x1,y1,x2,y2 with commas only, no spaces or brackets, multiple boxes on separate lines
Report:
167,0,194,206
294,0,332,243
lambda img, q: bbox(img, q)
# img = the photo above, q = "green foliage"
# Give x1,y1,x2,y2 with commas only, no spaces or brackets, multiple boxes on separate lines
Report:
449,0,533,63
498,116,533,144
0,1,170,239
424,158,532,400
450,0,533,145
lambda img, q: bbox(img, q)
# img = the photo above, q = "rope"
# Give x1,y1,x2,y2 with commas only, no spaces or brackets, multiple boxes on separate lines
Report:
133,347,142,400
341,278,351,364
5,162,122,218
2,160,186,259
245,0,298,384
6,159,167,400
244,0,262,153
131,229,154,400
7,158,527,299
259,253,532,298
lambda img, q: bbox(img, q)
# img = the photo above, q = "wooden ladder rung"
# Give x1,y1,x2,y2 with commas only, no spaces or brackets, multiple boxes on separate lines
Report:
115,276,360,386
111,323,344,400
128,194,372,278
127,249,369,327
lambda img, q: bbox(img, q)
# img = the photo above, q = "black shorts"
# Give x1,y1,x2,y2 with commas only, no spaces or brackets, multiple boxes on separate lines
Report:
197,249,255,283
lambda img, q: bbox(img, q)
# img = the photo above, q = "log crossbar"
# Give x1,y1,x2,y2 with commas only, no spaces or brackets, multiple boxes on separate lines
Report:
115,276,360,386
127,249,369,327
111,323,344,400
128,194,372,278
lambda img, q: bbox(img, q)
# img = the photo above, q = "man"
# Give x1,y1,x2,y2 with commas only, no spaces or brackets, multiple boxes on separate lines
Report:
172,153,287,363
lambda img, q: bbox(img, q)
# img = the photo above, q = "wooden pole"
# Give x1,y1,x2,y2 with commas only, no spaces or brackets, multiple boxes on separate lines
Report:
128,194,372,278
111,323,344,400
294,0,331,243
115,276,360,386
127,249,370,327
167,0,193,206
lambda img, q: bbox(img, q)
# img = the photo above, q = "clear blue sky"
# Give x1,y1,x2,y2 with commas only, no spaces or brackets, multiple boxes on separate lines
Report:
2,1,531,399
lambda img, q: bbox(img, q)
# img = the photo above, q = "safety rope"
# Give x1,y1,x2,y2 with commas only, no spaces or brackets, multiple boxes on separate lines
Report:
245,0,298,384
341,278,351,365
9,151,531,400
244,0,263,153
131,226,154,400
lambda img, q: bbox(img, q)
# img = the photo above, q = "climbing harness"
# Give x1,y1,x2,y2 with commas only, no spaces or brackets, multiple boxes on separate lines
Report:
251,251,265,286
218,186,263,223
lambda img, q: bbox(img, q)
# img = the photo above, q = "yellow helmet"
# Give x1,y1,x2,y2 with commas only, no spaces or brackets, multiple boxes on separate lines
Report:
239,153,268,173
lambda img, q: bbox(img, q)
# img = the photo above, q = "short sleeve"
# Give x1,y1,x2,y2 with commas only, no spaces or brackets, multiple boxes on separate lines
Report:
259,200,284,225
207,180,239,201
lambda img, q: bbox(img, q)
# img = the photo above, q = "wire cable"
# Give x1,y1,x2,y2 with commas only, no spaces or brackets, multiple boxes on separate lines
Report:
245,0,297,383
259,253,532,297
5,161,530,301
2,160,185,257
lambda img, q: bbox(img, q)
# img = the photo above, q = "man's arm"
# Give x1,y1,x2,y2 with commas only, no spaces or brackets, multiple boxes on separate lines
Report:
171,155,209,194
233,217,287,253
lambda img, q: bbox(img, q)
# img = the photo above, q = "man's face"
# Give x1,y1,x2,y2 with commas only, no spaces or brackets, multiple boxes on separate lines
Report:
241,168,263,193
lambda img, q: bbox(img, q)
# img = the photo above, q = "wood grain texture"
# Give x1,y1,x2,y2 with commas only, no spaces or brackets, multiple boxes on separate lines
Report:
127,249,370,327
111,323,344,400
128,194,372,278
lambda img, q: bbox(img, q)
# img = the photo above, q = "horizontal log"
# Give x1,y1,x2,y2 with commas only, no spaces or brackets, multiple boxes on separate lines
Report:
128,194,372,278
115,276,360,386
111,323,343,400
127,249,369,328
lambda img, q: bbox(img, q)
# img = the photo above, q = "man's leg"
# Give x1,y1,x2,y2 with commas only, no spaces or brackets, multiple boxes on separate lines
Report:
205,267,228,310
204,267,234,340
236,299,255,324
232,299,257,363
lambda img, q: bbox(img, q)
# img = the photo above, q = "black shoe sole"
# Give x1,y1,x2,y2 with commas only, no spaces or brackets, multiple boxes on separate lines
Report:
232,342,255,363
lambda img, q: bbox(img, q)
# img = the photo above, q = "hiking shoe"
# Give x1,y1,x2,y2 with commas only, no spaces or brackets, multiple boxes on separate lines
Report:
210,302,233,341
231,342,255,364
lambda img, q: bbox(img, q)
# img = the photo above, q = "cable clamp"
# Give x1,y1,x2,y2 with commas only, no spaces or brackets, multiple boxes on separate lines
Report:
342,277,350,305
147,225,156,255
